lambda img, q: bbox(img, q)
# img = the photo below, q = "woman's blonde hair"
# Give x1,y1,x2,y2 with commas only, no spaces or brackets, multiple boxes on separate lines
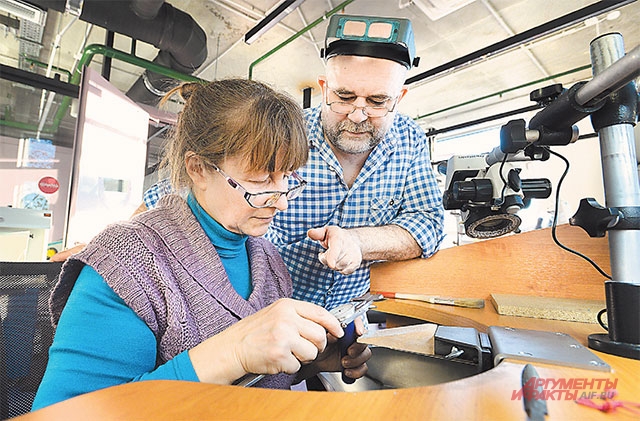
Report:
162,78,308,189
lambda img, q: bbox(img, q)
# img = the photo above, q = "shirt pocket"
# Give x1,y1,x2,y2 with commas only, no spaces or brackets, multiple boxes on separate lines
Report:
369,196,402,225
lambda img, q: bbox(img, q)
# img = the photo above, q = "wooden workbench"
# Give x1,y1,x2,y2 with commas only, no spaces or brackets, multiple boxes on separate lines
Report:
371,224,610,303
15,225,640,420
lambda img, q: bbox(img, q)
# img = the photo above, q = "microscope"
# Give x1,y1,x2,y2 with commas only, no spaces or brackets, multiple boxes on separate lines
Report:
443,32,640,360
442,144,553,239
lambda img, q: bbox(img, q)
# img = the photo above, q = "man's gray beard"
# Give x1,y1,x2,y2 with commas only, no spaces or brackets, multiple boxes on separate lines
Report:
323,119,384,154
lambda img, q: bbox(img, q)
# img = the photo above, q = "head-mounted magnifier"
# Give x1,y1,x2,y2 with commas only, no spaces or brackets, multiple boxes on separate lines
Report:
321,14,420,69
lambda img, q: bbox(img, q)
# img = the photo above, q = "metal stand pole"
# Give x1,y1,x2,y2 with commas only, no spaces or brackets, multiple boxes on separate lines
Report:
587,33,640,360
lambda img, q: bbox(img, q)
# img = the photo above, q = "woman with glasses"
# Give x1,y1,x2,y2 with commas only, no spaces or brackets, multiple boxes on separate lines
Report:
32,79,371,410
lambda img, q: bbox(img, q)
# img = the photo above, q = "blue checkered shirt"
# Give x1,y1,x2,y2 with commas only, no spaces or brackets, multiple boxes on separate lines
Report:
265,106,444,310
143,178,174,209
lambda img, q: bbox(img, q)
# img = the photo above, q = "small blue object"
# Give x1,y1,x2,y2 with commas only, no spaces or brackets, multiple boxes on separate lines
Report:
338,320,357,384
329,298,373,384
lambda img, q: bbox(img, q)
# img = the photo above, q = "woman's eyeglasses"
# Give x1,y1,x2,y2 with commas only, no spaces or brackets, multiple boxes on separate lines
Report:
209,163,307,209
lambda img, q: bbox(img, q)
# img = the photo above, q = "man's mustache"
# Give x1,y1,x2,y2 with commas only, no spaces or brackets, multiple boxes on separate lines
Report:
338,120,374,133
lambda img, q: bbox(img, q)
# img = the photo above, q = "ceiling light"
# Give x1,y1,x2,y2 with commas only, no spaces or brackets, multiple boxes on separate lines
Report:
65,0,84,17
606,10,621,20
410,0,476,22
584,17,599,26
0,0,46,24
244,0,306,45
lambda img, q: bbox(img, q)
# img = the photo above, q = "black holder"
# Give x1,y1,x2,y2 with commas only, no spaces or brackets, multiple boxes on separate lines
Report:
588,281,640,360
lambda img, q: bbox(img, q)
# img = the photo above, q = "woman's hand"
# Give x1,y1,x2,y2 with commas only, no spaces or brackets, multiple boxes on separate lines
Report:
188,298,344,384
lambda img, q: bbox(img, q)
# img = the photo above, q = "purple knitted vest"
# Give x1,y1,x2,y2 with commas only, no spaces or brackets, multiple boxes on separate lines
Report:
50,195,294,389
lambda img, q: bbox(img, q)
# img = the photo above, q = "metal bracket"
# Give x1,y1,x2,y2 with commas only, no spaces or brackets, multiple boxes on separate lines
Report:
489,326,610,372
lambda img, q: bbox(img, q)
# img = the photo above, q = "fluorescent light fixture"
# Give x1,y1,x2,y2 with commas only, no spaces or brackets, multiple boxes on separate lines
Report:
244,0,306,45
0,0,46,24
65,0,84,17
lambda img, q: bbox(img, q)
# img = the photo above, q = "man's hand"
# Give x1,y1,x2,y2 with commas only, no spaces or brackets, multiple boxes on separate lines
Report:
307,226,363,275
309,224,423,266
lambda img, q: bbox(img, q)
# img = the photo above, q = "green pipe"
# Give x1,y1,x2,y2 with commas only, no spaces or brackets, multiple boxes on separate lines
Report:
68,44,208,85
0,117,53,134
2,44,208,134
414,64,592,121
248,0,356,80
22,56,72,82
50,44,208,132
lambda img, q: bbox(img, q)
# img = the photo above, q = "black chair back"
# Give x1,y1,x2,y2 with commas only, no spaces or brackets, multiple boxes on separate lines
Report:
0,261,62,419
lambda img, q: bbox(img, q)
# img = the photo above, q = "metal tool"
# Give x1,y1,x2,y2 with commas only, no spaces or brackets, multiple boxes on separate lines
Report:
522,363,548,421
232,373,264,387
352,292,384,302
330,297,375,384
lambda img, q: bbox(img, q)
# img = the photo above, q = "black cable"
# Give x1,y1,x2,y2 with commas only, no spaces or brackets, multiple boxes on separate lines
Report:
496,152,509,206
547,148,612,280
597,308,608,331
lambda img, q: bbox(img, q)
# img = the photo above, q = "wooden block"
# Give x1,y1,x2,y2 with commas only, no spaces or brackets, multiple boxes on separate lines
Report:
490,293,605,324
358,323,438,355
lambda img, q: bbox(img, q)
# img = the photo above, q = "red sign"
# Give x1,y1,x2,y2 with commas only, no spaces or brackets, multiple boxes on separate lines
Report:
39,176,60,194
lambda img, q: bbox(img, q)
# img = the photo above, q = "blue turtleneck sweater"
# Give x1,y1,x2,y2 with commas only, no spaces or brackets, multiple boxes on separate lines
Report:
32,194,252,410
187,194,251,299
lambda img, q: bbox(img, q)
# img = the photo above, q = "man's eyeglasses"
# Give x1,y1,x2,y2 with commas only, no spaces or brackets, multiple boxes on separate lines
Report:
325,87,398,118
209,162,307,209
